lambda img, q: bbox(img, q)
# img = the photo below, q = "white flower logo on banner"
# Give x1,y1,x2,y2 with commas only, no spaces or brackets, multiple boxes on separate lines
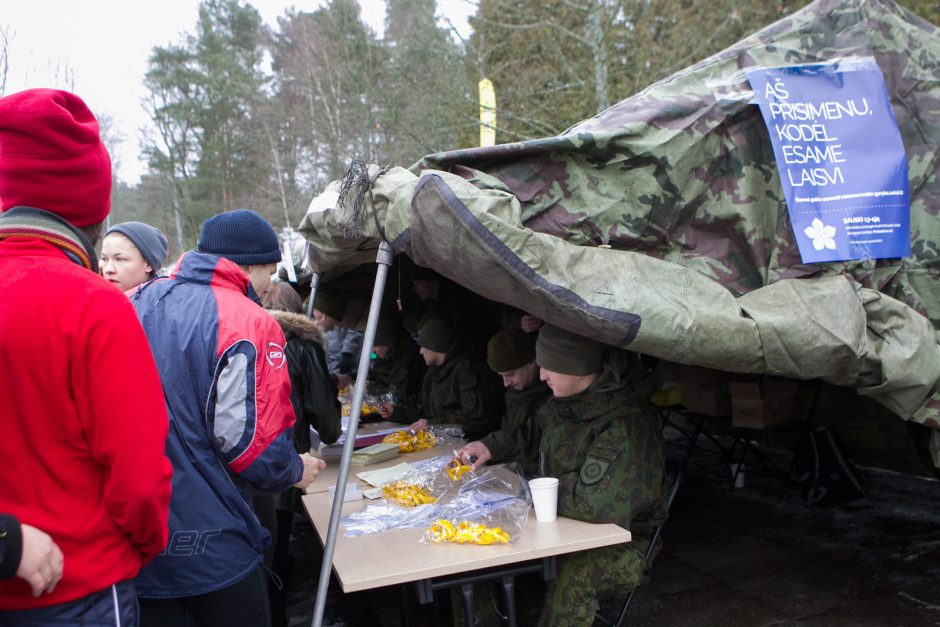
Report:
804,218,837,251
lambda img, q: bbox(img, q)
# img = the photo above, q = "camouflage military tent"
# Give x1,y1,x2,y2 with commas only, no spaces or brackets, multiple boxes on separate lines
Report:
298,0,940,468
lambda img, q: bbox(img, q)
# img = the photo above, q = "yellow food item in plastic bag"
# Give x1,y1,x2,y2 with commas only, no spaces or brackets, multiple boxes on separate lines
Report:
341,402,378,417
427,519,455,542
445,459,472,481
427,519,510,545
381,481,437,507
382,429,436,453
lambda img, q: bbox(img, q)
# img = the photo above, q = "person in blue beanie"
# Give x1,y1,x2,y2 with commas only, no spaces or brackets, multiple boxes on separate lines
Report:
130,209,324,627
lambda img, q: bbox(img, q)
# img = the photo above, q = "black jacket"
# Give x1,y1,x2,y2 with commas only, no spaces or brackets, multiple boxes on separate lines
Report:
0,514,22,580
270,311,342,451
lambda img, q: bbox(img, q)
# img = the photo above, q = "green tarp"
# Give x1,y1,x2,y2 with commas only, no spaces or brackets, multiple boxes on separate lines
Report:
298,0,940,464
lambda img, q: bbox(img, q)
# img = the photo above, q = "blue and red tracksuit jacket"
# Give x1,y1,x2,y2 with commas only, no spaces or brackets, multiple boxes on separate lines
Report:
130,251,302,598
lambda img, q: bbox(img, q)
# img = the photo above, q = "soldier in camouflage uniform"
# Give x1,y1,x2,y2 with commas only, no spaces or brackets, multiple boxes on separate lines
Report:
399,316,504,441
407,265,502,352
312,290,362,388
457,328,551,475
533,324,669,627
369,315,426,421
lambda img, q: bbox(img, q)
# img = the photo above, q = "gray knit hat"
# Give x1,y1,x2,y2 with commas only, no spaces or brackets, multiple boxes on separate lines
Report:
535,324,605,376
417,316,456,353
106,221,168,272
487,328,536,373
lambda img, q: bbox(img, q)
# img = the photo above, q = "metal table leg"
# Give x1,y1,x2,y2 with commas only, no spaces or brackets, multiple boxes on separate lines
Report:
462,583,475,627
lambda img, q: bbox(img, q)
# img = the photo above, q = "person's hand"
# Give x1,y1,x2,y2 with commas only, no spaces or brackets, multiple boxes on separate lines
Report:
456,441,491,469
520,314,543,333
17,524,64,597
378,401,395,419
335,373,352,390
293,453,327,490
408,418,428,433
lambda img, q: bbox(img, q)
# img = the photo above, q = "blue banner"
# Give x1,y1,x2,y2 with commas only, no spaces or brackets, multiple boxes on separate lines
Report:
748,59,909,263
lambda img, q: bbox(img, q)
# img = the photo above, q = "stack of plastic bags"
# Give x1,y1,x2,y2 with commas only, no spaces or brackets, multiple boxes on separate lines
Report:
341,455,531,545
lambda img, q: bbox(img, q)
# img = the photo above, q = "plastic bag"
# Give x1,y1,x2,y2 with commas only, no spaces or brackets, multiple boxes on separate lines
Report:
341,459,446,534
382,429,438,452
339,459,531,542
381,478,438,507
409,454,453,474
428,423,465,441
380,455,462,505
420,463,531,545
341,502,441,536
340,389,382,418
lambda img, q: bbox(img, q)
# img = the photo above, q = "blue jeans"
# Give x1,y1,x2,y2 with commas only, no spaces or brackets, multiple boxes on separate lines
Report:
0,580,138,626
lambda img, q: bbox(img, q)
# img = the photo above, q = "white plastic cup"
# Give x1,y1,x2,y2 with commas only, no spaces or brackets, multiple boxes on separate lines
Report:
528,477,560,522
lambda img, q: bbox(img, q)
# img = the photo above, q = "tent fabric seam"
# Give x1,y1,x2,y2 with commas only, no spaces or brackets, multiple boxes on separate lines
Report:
413,174,642,345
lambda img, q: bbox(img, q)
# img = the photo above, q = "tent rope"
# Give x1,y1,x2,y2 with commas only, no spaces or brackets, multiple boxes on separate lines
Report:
337,159,390,242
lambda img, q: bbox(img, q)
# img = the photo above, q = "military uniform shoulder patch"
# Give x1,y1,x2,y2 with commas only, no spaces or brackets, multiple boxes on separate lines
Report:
580,455,611,486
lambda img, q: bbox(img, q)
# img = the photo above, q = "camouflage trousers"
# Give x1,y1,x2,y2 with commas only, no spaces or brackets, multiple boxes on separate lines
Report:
537,544,645,627
450,585,503,627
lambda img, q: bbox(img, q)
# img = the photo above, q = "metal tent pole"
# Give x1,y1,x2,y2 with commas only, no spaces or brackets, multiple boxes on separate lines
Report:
311,241,393,627
306,272,321,319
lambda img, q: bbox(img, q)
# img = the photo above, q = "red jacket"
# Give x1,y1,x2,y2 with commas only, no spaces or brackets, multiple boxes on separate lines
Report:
0,237,173,609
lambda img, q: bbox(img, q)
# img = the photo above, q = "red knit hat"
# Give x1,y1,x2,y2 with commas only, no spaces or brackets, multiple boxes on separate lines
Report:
0,89,111,227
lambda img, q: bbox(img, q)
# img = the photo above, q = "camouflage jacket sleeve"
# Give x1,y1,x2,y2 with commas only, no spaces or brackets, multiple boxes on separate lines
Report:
480,418,519,462
388,355,425,416
481,388,540,466
434,361,493,441
556,420,641,530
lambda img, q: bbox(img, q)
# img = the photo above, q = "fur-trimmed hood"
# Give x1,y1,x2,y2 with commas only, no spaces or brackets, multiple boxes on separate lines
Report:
269,310,324,345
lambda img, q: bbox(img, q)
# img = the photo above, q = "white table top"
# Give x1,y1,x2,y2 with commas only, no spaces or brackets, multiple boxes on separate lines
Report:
302,492,631,592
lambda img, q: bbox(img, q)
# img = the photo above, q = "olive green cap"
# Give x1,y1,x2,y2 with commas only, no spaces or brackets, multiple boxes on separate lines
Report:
535,323,604,376
314,290,345,321
487,328,536,373
374,316,401,347
417,316,456,353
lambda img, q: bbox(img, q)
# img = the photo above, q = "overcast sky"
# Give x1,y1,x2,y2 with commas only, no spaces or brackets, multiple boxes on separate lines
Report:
2,0,473,184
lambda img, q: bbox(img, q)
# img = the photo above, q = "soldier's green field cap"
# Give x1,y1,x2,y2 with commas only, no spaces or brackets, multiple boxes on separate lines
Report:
487,328,536,373
314,290,345,321
410,265,440,281
418,316,456,353
536,323,604,376
374,316,400,346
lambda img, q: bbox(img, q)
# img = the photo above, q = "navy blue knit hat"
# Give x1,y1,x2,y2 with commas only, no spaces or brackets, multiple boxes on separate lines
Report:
106,221,168,272
197,209,281,266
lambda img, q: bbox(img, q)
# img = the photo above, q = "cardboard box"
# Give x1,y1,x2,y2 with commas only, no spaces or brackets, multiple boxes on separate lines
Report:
730,378,800,429
673,365,732,417
683,383,732,417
